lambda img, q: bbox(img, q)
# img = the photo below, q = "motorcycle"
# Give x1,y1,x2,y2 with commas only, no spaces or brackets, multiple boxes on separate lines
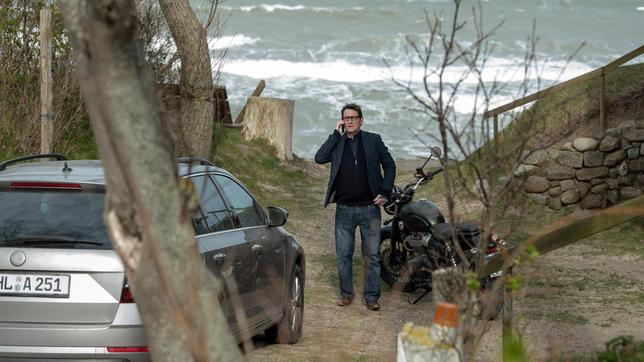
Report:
380,146,504,313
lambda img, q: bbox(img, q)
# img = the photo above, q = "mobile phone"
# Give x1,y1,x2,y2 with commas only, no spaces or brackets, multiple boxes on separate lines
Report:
340,124,346,135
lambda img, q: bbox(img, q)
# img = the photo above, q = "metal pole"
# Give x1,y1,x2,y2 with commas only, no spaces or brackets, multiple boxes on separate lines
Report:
40,8,53,154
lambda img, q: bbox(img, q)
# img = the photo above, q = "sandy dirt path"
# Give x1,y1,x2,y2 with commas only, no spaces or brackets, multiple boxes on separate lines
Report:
248,161,644,361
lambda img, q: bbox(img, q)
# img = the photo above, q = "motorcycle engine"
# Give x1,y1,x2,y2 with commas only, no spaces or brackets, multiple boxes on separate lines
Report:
403,232,432,251
406,254,434,287
404,232,435,287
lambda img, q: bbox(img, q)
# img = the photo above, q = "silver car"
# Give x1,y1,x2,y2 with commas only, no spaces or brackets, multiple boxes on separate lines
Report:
0,154,305,361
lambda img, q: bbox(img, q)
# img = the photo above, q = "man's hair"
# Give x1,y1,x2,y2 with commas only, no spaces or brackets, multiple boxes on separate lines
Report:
341,103,363,119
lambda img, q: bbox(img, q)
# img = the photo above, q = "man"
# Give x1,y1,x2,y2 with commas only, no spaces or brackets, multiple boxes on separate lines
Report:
314,103,396,311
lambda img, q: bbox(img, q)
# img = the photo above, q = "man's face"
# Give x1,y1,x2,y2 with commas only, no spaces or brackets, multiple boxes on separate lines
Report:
342,109,363,134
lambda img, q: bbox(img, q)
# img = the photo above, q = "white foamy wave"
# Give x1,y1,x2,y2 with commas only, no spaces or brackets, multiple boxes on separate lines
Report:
221,58,594,85
209,35,259,50
637,6,644,11
225,4,363,13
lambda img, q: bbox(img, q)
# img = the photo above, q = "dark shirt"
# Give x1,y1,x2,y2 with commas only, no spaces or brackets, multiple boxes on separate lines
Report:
333,132,373,206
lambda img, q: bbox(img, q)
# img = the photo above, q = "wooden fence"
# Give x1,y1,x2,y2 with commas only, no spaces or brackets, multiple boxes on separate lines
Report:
478,194,644,357
484,45,644,153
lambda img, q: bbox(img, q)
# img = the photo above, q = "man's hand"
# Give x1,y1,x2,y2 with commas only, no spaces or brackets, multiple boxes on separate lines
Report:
336,120,346,134
373,195,387,206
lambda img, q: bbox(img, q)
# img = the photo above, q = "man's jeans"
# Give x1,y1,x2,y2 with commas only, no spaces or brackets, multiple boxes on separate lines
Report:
335,204,381,303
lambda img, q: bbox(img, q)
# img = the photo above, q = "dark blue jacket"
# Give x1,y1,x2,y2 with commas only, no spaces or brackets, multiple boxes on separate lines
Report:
314,130,396,207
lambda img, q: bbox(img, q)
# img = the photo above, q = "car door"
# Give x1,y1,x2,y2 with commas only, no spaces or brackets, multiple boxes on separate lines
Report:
213,174,286,325
188,174,256,335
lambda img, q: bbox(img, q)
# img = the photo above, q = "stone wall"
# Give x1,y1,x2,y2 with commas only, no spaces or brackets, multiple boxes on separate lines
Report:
516,120,644,210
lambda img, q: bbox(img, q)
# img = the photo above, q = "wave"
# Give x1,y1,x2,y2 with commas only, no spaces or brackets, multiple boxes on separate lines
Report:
221,4,364,13
209,35,259,50
637,6,644,11
220,57,594,85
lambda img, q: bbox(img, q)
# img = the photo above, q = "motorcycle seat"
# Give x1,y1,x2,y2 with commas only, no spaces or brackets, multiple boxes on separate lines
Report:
434,222,480,249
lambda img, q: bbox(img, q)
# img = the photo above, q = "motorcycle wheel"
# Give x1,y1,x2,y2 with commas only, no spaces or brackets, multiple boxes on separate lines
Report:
379,235,417,293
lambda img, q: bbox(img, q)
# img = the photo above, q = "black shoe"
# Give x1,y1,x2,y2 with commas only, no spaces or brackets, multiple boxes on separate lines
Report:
366,301,380,311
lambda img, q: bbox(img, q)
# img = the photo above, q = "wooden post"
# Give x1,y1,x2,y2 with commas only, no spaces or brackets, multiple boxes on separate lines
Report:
40,9,53,154
493,114,499,155
213,86,232,124
242,96,294,160
234,80,266,124
599,70,606,131
502,266,513,359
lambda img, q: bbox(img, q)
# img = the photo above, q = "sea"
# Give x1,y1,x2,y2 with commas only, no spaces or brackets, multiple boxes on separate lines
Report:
195,0,643,159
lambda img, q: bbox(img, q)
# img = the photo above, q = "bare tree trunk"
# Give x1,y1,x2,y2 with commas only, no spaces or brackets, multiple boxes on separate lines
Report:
158,0,214,159
58,1,241,361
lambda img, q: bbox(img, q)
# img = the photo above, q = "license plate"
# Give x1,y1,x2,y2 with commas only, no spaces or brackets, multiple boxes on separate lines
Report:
0,273,70,298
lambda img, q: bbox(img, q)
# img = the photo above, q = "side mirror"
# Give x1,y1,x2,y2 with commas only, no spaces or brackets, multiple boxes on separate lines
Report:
431,146,442,158
267,206,288,227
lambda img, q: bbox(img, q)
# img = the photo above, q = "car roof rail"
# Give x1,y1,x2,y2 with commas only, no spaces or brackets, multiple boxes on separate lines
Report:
176,157,215,167
0,153,68,172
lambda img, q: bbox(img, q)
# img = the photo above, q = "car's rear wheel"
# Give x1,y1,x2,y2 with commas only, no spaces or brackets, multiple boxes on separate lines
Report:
265,264,304,344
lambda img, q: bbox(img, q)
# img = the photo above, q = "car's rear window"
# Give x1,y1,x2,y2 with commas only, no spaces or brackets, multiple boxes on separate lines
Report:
0,189,111,249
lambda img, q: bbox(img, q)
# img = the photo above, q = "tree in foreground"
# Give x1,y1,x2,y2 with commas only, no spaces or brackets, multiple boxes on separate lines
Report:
58,1,241,360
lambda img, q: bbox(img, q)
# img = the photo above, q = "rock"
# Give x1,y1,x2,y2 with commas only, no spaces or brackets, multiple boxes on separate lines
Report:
547,197,562,210
620,186,642,200
576,181,590,199
527,193,549,205
514,164,538,178
618,120,644,130
573,138,599,152
606,128,620,137
547,149,562,160
583,151,604,167
604,150,626,167
622,138,633,149
560,189,580,204
547,186,562,197
637,174,644,185
576,167,609,181
580,193,606,209
558,151,583,168
589,130,604,140
622,128,644,142
599,135,621,152
590,178,605,186
591,183,608,194
619,176,634,186
546,165,575,180
550,181,561,187
524,176,549,193
560,179,575,191
627,158,644,172
607,190,620,205
523,149,548,166
627,147,640,159
609,167,619,178
641,143,644,156
561,142,575,152
606,178,619,189
618,162,629,176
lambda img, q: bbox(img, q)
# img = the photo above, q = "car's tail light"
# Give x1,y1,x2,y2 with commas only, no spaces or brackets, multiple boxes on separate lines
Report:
120,283,134,303
10,181,82,190
107,346,149,353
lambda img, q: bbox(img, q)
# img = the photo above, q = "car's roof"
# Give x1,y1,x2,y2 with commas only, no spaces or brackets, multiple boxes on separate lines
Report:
0,160,232,185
